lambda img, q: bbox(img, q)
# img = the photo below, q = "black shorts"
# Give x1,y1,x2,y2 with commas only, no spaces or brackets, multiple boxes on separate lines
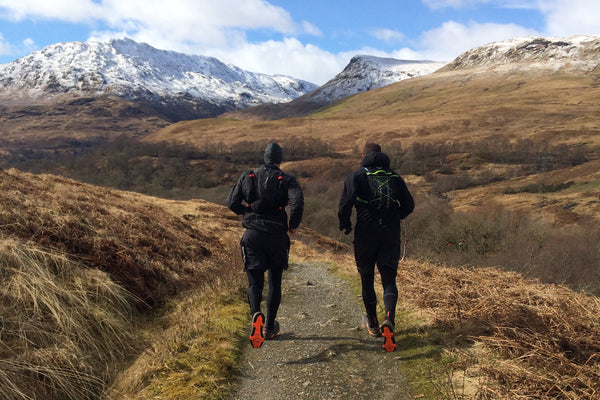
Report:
241,229,290,272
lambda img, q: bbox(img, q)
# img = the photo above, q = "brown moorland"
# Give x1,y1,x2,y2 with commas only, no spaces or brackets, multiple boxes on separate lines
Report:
145,66,600,227
1,166,599,398
2,41,600,399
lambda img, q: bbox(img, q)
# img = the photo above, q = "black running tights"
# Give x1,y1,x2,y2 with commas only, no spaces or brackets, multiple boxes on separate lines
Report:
360,267,398,324
246,268,283,330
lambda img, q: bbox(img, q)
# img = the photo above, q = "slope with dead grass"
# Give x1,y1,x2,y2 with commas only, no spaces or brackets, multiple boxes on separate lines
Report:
0,238,136,400
397,260,600,399
0,167,247,399
0,167,221,306
145,68,600,152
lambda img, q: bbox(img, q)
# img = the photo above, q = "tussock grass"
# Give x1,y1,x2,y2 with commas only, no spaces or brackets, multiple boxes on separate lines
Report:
399,260,600,399
0,168,216,306
108,237,248,400
0,238,136,400
0,168,247,399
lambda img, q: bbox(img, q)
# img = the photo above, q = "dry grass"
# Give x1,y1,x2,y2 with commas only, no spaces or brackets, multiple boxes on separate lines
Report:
0,168,218,306
145,69,600,153
0,167,248,399
0,238,135,400
398,260,600,399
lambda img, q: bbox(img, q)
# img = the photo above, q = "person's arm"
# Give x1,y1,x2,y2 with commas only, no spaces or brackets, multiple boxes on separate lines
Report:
396,177,415,220
287,176,304,231
225,173,248,215
338,173,356,234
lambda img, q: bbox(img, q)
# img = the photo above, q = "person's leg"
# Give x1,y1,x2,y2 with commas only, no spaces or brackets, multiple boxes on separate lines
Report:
377,231,401,325
261,233,288,334
359,271,378,325
355,229,379,327
246,269,264,315
379,267,398,324
265,267,283,330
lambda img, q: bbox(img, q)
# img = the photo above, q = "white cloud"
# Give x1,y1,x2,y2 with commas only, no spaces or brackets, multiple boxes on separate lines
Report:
22,37,36,51
301,21,322,37
0,0,102,22
415,20,538,61
538,0,600,36
0,33,38,57
206,37,345,85
0,33,11,55
422,0,491,9
370,29,404,44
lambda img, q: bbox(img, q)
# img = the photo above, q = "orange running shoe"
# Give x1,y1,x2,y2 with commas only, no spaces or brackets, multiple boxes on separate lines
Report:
361,315,381,337
381,319,396,352
249,312,265,348
262,320,280,340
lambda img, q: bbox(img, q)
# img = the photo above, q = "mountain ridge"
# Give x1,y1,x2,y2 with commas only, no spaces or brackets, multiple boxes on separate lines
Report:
221,55,446,120
441,34,600,73
0,38,317,121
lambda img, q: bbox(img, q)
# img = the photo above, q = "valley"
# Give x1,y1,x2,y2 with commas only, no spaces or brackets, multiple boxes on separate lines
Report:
1,34,600,399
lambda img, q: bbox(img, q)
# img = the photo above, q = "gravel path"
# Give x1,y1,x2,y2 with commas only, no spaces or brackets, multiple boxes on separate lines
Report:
229,262,413,400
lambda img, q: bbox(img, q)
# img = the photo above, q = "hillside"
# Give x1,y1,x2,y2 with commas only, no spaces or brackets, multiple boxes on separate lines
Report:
146,36,600,227
1,167,599,399
0,166,247,399
0,38,317,117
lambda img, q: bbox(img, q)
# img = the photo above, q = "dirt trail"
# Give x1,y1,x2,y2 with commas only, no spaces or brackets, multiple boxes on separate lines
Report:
229,262,413,400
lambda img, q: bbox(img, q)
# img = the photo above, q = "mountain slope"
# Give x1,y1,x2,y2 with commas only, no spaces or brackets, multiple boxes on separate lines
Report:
0,38,317,121
222,55,445,119
441,35,600,72
146,34,600,227
148,33,600,151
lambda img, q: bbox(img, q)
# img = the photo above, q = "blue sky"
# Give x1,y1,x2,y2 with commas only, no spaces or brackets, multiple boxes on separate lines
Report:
1,0,599,85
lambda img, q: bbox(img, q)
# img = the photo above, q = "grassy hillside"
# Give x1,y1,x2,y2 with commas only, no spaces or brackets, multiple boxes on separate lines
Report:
1,166,599,399
144,66,600,223
146,68,600,150
138,66,600,294
0,167,248,399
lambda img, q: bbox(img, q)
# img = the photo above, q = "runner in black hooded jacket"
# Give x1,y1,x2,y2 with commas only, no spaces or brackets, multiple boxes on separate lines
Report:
226,142,303,348
338,143,414,350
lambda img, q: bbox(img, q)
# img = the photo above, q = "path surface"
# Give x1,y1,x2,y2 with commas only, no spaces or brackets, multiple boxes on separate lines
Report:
229,262,413,400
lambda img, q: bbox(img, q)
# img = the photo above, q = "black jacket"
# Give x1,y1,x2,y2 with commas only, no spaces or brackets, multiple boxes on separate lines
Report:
227,164,304,234
338,151,414,234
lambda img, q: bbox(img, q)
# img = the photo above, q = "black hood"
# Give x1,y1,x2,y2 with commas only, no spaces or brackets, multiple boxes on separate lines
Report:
264,142,283,165
360,151,390,168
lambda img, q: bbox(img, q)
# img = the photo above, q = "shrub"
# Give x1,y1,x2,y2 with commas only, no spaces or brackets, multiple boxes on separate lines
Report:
404,195,600,294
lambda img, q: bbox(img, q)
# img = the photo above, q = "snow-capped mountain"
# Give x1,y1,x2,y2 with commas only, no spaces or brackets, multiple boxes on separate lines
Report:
225,55,446,119
0,38,318,120
303,55,446,105
442,35,600,73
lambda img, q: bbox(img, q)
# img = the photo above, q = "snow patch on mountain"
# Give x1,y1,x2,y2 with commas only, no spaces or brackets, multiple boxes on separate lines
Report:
0,38,317,118
303,55,446,104
443,35,600,73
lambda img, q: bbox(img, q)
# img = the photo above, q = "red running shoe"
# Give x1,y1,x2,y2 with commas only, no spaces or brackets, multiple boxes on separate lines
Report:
262,320,280,340
381,319,396,352
361,315,381,337
249,312,265,348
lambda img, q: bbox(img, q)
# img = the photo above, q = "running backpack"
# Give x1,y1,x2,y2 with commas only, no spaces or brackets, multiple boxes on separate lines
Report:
242,167,287,214
357,166,400,210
